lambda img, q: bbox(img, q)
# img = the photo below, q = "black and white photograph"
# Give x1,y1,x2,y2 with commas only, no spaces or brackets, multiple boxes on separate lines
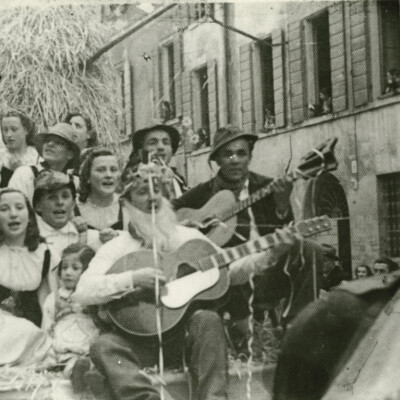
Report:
0,0,399,399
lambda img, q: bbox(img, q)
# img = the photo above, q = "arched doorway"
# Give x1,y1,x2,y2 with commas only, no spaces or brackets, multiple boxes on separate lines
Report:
303,171,352,278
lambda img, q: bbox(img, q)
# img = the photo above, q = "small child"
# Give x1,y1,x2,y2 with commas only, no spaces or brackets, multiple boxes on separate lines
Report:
42,243,101,392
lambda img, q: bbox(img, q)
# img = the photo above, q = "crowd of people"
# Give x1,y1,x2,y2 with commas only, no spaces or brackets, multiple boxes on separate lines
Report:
0,108,399,400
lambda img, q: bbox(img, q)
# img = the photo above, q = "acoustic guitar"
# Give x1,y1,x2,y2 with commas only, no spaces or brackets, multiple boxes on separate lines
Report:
176,137,338,246
107,215,331,337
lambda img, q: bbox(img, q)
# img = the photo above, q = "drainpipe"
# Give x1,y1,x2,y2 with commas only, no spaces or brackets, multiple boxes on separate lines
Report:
223,3,237,125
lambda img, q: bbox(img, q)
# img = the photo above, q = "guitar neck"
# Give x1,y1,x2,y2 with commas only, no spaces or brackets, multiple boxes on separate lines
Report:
222,171,299,221
198,216,330,272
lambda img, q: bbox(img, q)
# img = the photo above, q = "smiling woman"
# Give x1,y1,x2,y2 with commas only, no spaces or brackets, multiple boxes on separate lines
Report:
0,188,54,367
77,148,125,230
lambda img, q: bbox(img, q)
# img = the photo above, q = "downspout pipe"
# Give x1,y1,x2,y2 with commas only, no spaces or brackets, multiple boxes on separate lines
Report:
87,3,177,66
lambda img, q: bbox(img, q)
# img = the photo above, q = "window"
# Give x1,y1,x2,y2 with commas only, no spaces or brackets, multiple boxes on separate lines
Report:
192,66,211,147
305,11,332,118
160,43,176,122
194,3,215,21
378,0,400,95
379,173,400,257
259,39,275,130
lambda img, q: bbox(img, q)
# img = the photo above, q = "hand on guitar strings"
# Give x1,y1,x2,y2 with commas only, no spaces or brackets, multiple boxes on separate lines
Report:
229,227,299,285
131,267,167,289
271,177,293,217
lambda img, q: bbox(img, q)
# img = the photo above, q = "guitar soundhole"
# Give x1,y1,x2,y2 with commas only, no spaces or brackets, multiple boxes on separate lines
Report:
177,263,197,278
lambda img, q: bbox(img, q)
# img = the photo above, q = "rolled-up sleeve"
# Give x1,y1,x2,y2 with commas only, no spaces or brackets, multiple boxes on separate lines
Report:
74,233,140,306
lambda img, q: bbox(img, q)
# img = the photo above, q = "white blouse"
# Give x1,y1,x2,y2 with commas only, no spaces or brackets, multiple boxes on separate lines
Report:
0,146,41,170
78,194,121,230
0,243,48,291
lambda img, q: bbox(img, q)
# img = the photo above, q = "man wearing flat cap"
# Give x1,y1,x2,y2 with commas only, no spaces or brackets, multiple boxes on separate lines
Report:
173,125,324,330
127,123,187,198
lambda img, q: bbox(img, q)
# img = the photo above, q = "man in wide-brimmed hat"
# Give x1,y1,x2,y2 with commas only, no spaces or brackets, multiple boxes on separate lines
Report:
127,122,187,198
9,123,81,203
173,125,324,340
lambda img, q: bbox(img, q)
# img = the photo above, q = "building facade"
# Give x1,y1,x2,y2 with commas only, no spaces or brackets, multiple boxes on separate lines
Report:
107,1,400,274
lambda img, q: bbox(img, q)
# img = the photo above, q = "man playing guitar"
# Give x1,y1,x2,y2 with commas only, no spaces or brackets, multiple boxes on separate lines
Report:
173,125,324,326
74,161,297,400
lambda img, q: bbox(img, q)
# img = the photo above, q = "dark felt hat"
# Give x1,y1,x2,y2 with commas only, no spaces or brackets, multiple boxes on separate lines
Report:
209,125,258,161
131,123,180,154
34,123,81,169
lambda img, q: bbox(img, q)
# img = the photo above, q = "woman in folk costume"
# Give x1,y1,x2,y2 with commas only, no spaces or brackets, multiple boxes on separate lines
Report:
0,109,41,187
0,188,54,366
77,148,127,230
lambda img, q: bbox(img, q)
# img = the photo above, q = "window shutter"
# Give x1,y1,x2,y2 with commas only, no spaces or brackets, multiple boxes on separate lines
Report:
288,21,304,124
207,59,219,143
329,2,347,113
123,57,133,136
272,29,286,127
181,69,192,120
240,42,255,133
350,1,369,107
151,46,162,119
173,34,183,117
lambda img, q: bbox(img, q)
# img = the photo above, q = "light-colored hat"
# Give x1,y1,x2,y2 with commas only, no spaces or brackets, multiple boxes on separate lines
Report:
209,125,258,161
32,170,76,208
34,123,81,169
122,161,175,200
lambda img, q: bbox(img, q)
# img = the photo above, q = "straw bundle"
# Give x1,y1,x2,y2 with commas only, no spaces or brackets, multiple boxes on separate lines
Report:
0,4,122,151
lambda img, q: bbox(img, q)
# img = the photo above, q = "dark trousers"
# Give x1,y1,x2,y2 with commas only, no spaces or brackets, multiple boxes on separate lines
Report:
224,239,323,324
90,310,228,400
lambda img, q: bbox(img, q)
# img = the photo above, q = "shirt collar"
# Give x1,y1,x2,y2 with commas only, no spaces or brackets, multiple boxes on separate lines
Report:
37,216,77,236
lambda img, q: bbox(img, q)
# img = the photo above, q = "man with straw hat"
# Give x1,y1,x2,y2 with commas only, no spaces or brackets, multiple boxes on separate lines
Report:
74,159,296,400
127,122,187,198
173,126,324,334
9,122,80,203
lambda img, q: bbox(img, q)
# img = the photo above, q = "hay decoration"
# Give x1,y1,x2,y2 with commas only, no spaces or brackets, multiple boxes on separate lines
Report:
0,365,62,392
0,4,122,152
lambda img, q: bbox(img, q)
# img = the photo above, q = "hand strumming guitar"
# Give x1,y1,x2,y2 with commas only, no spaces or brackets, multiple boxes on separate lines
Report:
270,177,293,218
131,268,167,289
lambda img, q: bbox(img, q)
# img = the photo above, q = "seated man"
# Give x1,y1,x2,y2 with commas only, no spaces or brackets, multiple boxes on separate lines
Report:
74,161,297,400
33,170,118,305
373,257,399,275
173,126,324,326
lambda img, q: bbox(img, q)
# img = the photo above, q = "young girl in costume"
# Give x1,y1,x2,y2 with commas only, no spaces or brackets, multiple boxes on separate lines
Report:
42,243,100,391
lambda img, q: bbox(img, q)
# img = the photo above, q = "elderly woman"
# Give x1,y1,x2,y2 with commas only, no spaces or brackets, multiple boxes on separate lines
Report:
64,111,97,153
0,109,41,187
0,188,54,366
77,148,126,230
8,123,80,203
